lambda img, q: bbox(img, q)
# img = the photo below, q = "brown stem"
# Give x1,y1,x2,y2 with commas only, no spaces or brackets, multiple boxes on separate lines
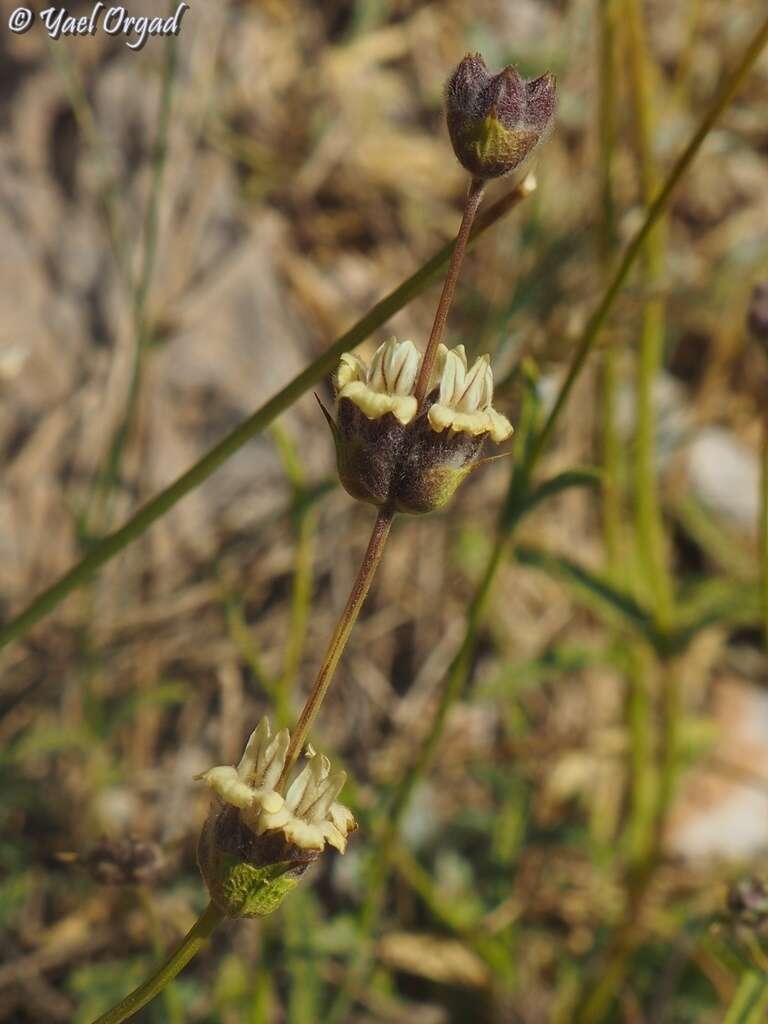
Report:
412,176,486,408
278,507,395,784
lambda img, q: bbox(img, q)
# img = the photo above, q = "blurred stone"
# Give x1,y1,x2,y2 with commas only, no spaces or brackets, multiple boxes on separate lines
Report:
667,676,768,862
686,427,759,530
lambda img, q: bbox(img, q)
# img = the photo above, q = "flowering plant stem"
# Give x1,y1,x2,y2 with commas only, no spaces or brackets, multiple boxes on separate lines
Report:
279,507,395,783
413,176,485,406
88,153,511,1024
90,902,224,1024
282,176,495,781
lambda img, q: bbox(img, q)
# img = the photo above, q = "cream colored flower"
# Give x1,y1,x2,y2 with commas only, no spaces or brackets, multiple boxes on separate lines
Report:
200,718,356,853
331,338,513,512
428,345,513,443
336,337,420,425
335,337,511,444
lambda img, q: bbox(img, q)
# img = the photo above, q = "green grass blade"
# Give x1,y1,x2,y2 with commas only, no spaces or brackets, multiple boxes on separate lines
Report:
514,545,658,643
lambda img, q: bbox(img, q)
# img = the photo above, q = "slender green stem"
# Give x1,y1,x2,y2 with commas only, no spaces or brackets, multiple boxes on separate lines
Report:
0,182,533,653
573,8,682,1019
655,657,682,845
279,508,395,784
137,888,183,1024
90,902,224,1024
413,176,487,407
761,415,768,650
723,972,768,1024
529,7,768,469
597,0,623,576
625,644,658,868
626,0,682,877
626,0,674,626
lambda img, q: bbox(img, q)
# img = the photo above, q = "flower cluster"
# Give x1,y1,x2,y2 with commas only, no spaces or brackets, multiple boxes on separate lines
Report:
329,337,512,514
445,53,556,179
201,717,354,852
198,719,355,917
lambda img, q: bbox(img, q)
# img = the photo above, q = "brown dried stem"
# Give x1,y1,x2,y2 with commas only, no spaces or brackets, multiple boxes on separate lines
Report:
278,507,395,784
412,176,486,407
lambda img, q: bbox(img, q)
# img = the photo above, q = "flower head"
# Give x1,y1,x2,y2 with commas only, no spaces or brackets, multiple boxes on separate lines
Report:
197,718,356,917
428,345,512,442
445,53,556,179
337,338,420,426
327,337,512,514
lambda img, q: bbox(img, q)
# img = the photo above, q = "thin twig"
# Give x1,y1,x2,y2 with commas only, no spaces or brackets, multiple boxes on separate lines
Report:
413,177,486,407
279,507,395,784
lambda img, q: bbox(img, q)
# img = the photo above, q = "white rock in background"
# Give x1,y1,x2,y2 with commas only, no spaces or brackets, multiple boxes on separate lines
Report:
667,677,768,862
686,426,759,530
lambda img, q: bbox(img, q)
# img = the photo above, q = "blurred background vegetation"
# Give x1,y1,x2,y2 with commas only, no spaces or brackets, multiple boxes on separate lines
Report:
2,0,768,1021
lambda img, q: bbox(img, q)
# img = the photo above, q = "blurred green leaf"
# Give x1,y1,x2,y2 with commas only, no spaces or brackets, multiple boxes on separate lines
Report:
504,467,602,531
514,545,658,642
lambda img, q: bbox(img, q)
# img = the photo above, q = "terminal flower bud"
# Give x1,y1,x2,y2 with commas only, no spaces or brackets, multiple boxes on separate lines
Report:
326,337,513,514
198,718,356,918
445,53,556,178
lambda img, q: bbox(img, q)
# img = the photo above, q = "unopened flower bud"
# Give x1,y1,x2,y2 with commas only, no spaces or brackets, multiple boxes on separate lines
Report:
197,718,356,918
326,337,513,515
748,283,768,349
445,53,556,179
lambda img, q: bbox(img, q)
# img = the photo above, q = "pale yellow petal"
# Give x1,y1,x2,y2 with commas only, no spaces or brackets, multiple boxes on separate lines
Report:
237,717,270,779
285,763,313,812
283,818,326,851
202,767,254,809
260,728,289,790
456,355,490,413
254,789,285,815
250,801,292,835
336,352,367,391
438,350,465,407
487,408,514,443
338,381,417,425
320,821,348,852
330,801,356,834
387,339,420,395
